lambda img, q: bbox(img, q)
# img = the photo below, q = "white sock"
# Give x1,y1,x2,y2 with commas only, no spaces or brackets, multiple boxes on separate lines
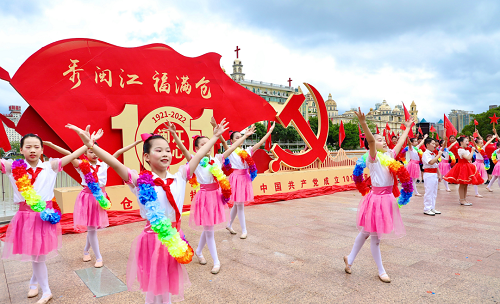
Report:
412,179,419,195
29,273,37,288
370,235,386,276
237,205,247,233
444,180,450,191
203,226,219,266
196,231,206,256
228,206,238,228
32,257,50,296
86,226,102,260
487,176,498,189
347,230,370,265
474,185,479,195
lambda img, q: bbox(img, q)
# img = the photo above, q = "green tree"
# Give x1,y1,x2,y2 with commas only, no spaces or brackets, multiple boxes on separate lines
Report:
10,141,20,153
254,122,267,138
349,116,377,134
461,107,500,137
330,121,362,150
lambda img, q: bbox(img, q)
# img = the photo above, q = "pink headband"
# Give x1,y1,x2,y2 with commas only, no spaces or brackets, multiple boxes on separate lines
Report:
228,131,234,136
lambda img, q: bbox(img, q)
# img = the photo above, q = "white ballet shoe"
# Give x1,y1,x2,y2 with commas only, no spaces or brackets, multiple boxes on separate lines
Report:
379,273,391,283
343,256,352,274
211,264,221,274
83,252,91,262
195,253,207,265
475,194,483,198
240,232,247,239
415,193,423,197
459,199,472,206
486,188,493,192
94,259,103,268
226,226,236,234
446,189,451,192
36,293,53,304
27,284,39,298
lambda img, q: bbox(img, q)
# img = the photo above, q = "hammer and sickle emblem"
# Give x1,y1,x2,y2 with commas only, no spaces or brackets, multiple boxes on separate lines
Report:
269,83,329,172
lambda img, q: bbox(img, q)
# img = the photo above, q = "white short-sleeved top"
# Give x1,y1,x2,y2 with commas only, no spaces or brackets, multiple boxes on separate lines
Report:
194,154,224,184
367,150,394,187
127,165,189,222
422,150,439,169
442,151,449,160
458,148,470,159
2,159,62,203
228,147,253,169
408,147,420,161
76,160,109,187
475,150,484,160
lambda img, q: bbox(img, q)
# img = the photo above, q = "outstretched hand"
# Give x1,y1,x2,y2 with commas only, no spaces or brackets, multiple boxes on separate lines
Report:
90,129,104,142
66,124,93,147
213,118,229,137
245,125,256,137
269,121,276,132
354,107,366,123
404,117,415,128
164,120,176,133
210,116,217,128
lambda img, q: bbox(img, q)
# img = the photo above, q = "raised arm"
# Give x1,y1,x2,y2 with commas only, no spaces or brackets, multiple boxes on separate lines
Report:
223,125,256,159
43,141,81,167
251,122,275,153
189,119,229,174
165,120,192,162
448,140,458,149
484,134,497,147
393,118,415,156
416,134,428,149
59,146,88,168
211,117,230,151
66,124,130,181
463,146,475,161
113,140,142,158
355,108,377,160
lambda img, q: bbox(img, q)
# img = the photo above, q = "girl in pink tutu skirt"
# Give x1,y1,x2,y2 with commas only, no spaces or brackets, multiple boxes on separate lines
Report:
472,134,497,197
406,134,427,197
486,142,500,191
219,120,275,239
174,122,256,274
44,132,142,268
1,133,88,304
67,121,228,304
344,109,414,283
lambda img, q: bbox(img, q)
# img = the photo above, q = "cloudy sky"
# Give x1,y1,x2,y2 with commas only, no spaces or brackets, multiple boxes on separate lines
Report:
1,0,499,122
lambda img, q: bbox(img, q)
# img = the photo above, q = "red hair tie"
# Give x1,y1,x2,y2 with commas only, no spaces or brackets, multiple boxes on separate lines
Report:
141,133,161,141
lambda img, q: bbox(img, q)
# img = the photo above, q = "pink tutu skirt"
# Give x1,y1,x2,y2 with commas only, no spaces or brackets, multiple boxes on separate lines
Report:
357,186,405,239
73,187,109,231
439,160,451,176
229,169,254,205
2,201,62,262
492,163,500,176
406,160,421,179
474,160,488,180
127,222,190,303
189,183,229,231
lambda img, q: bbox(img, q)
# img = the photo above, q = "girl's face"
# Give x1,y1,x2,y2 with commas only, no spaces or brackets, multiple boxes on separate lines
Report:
476,139,484,147
86,148,98,162
144,139,172,171
411,139,418,146
195,137,211,156
374,134,387,152
449,136,456,143
460,138,469,147
20,137,43,164
230,132,242,144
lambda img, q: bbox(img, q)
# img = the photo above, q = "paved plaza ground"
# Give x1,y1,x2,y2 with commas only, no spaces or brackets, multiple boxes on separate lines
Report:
1,182,499,303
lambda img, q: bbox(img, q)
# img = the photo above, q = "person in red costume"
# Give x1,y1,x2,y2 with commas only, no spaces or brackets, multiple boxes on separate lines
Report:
484,128,499,184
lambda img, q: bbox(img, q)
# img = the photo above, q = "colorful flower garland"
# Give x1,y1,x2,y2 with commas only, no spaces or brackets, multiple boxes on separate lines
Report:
78,159,111,210
352,152,413,207
137,170,194,264
222,158,233,177
492,150,498,164
12,160,61,224
233,148,258,181
476,147,490,170
188,157,232,204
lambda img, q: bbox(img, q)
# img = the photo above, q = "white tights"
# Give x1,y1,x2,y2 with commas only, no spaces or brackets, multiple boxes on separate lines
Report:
196,226,219,266
474,185,481,196
29,255,51,296
487,176,500,189
347,229,386,276
441,180,450,191
412,178,420,195
228,204,247,233
145,292,171,304
84,226,102,261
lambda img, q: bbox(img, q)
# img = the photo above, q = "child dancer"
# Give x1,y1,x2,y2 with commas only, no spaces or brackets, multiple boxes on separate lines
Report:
485,129,499,184
471,134,496,197
486,141,500,191
1,133,87,304
422,138,443,216
438,139,457,192
223,121,275,239
344,109,414,283
443,136,484,206
43,134,142,267
173,123,255,274
67,122,228,304
406,134,427,196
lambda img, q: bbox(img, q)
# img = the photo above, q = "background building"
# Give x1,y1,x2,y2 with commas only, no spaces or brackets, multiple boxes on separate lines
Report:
448,109,473,133
2,105,21,144
489,105,498,110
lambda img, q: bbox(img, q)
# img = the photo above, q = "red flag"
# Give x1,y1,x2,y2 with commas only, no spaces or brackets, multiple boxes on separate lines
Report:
436,133,440,140
386,122,391,130
444,114,458,138
265,121,272,151
358,124,364,148
473,131,478,139
418,127,423,135
391,131,395,138
430,125,437,132
376,125,380,134
402,102,415,137
400,124,406,130
339,121,345,147
474,119,478,126
383,128,386,137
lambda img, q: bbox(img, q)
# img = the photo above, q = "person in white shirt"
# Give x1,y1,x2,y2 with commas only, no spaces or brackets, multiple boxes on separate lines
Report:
421,138,443,216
